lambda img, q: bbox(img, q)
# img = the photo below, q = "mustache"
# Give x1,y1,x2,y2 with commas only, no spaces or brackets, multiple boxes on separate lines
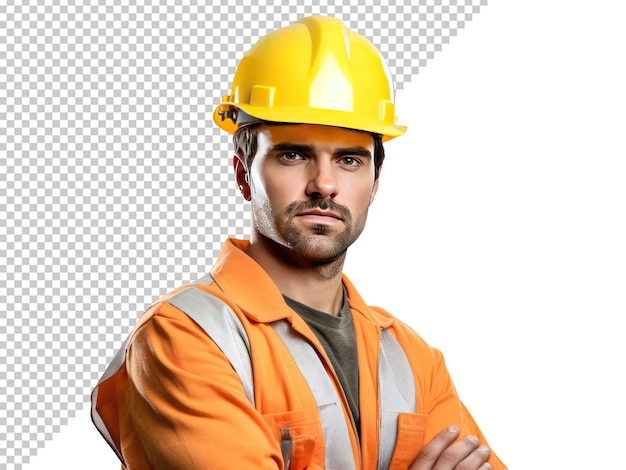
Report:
285,199,352,222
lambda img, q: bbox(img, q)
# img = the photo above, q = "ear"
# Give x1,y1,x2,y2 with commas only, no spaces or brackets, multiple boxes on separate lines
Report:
233,155,251,201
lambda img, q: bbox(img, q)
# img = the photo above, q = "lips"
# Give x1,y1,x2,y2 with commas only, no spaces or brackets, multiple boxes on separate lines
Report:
285,200,352,224
297,209,343,220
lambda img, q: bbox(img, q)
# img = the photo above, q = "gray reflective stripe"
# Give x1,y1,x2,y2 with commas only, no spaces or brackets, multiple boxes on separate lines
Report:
194,273,214,286
377,329,416,470
168,284,255,406
271,320,357,470
91,340,129,461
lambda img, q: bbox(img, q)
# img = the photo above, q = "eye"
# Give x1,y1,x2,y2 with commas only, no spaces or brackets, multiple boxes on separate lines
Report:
338,156,362,168
278,151,305,163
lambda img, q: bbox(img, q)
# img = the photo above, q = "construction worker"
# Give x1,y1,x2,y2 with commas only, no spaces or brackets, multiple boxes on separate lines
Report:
92,15,506,470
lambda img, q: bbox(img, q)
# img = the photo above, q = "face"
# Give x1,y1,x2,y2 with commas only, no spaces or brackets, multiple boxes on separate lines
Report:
238,124,380,265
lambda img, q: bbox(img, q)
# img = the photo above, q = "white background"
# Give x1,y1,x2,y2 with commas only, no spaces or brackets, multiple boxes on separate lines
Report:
28,1,626,468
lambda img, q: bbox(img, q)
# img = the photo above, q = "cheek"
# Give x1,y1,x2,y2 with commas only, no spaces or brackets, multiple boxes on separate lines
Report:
249,175,290,224
261,171,301,204
347,177,378,208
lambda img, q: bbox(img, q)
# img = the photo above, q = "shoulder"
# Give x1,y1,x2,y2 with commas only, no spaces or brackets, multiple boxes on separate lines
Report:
123,281,251,375
128,279,235,345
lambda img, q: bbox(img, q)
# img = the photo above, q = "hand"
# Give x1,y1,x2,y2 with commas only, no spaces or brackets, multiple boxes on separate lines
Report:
409,425,492,470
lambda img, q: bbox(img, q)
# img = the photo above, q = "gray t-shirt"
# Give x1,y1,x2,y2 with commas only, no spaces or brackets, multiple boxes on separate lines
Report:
283,291,360,435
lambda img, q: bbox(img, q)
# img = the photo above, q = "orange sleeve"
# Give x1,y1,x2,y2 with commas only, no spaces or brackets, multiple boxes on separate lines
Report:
119,302,283,470
384,319,507,470
422,347,507,470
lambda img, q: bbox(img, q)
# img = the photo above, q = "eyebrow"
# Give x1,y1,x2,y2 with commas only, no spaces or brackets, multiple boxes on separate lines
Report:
270,143,373,159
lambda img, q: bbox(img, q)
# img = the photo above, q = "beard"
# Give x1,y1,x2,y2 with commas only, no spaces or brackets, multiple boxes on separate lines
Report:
255,198,368,265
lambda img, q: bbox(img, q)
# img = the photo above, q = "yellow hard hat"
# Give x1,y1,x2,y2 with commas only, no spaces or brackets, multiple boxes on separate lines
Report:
213,15,406,142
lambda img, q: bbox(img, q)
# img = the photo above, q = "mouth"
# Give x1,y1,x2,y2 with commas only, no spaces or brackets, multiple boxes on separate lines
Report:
296,210,343,224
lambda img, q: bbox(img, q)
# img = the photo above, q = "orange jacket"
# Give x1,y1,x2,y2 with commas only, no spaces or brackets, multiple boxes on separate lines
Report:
92,238,506,469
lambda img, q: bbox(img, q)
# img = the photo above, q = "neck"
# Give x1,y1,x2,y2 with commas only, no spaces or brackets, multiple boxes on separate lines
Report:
246,235,346,316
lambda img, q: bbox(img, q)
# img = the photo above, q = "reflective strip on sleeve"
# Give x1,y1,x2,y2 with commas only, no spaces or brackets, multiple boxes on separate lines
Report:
91,340,129,462
91,275,255,466
167,282,255,406
271,320,357,470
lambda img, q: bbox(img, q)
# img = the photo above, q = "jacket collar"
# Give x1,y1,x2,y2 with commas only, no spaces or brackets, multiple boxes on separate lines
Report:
211,238,394,328
342,275,395,329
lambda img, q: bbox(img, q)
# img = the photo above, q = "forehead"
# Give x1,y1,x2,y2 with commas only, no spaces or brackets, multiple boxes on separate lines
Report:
258,124,375,150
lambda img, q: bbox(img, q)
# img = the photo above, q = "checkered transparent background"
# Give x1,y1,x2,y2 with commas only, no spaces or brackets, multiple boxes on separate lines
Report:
0,0,486,467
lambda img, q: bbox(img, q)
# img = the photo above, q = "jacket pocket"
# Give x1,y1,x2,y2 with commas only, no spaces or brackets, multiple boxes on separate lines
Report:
263,407,325,470
388,412,428,470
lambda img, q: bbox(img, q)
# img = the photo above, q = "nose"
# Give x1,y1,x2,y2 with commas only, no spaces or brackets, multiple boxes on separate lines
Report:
305,159,338,199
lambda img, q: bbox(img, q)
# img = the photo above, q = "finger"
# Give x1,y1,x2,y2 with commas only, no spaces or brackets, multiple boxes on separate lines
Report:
434,440,491,470
409,425,461,469
461,446,491,470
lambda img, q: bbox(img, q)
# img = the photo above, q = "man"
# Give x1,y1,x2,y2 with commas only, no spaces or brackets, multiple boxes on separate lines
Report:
92,15,506,470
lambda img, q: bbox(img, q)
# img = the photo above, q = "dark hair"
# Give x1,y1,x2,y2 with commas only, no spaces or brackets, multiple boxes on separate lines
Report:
233,124,386,180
